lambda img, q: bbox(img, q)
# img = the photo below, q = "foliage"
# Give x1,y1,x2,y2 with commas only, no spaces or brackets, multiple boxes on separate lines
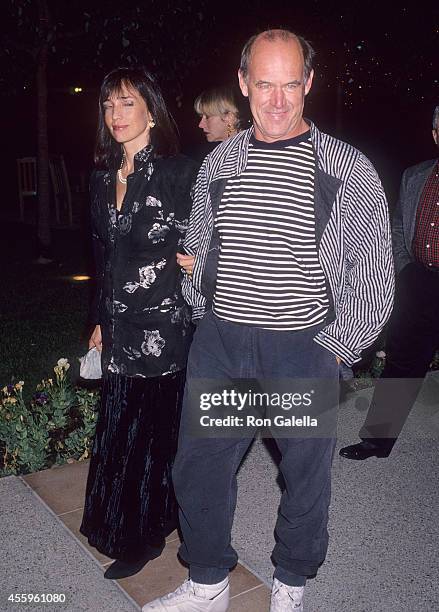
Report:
367,351,387,379
430,350,439,371
0,245,91,400
0,359,99,477
349,348,439,393
1,0,214,100
346,351,386,392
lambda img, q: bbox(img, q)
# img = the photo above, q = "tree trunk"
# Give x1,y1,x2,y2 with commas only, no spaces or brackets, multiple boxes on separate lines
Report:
36,0,51,260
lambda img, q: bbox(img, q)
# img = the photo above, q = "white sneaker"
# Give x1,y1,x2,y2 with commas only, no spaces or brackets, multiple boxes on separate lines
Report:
270,578,305,611
142,578,230,612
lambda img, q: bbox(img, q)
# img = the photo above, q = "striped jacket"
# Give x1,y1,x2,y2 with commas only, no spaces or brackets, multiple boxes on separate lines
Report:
182,122,394,366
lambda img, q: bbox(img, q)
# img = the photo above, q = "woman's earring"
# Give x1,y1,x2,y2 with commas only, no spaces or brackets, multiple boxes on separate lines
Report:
149,120,155,128
226,123,233,138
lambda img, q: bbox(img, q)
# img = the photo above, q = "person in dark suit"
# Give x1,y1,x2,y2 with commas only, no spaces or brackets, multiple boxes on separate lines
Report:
340,105,439,460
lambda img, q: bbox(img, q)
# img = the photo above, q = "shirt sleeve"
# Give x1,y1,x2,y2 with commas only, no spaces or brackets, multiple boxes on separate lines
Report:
181,159,209,320
392,168,413,275
315,154,395,365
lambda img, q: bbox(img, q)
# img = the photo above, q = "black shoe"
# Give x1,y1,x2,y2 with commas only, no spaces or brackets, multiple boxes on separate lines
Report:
339,440,391,460
104,540,165,579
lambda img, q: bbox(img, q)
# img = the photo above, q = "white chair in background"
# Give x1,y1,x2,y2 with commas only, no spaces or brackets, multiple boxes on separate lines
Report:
16,155,74,226
16,157,37,221
49,155,73,226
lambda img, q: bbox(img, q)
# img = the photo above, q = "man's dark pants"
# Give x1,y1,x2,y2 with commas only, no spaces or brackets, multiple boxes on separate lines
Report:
172,311,338,587
360,261,439,450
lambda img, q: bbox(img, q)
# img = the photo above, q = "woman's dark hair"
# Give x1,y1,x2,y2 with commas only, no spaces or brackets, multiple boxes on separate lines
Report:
94,66,179,169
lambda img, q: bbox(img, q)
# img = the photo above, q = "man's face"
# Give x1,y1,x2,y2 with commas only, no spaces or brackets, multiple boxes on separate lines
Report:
433,126,439,148
238,37,313,143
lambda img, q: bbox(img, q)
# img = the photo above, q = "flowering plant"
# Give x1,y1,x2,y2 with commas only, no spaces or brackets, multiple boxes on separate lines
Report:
0,359,100,476
348,348,439,392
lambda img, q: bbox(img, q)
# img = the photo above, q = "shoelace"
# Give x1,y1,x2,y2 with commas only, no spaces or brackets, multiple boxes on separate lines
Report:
162,579,193,601
161,579,228,603
272,584,303,608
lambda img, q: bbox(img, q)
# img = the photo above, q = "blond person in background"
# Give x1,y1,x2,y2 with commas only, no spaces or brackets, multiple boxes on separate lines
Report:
178,86,246,276
195,85,243,142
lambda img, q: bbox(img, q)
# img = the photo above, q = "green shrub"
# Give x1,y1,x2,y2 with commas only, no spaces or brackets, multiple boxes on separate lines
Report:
0,359,99,477
348,348,439,393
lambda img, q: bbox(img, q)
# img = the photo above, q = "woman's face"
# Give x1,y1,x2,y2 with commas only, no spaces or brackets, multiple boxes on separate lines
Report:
198,112,234,142
103,82,153,150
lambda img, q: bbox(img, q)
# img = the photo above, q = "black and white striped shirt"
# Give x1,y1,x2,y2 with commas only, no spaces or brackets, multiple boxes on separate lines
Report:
213,133,329,329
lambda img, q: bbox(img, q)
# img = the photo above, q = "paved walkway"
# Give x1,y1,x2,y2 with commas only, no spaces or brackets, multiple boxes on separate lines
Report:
0,474,137,612
2,464,270,611
232,371,439,610
1,373,438,611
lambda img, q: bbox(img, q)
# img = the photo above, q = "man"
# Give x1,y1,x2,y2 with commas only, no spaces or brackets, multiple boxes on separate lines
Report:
143,30,394,612
340,106,439,461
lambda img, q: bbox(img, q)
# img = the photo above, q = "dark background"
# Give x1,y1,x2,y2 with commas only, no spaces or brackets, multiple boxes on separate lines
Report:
2,0,438,216
0,0,437,388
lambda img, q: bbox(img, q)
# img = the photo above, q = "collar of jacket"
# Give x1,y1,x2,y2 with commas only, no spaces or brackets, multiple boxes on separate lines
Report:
206,120,342,248
133,144,153,173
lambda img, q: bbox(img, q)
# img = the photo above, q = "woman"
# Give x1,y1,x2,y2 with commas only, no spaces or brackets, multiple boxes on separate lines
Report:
194,85,243,143
80,66,197,579
177,86,246,275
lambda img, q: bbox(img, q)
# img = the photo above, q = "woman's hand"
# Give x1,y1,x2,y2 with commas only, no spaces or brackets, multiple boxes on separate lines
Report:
89,324,103,352
176,252,195,276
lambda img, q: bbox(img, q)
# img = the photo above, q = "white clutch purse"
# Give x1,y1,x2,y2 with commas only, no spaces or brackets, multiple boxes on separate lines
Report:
79,347,102,379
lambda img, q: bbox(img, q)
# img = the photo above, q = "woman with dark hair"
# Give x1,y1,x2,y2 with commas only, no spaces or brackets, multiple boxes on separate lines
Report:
79,66,197,579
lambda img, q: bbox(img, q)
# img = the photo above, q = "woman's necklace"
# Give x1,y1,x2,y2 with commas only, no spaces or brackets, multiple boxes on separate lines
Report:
117,153,127,185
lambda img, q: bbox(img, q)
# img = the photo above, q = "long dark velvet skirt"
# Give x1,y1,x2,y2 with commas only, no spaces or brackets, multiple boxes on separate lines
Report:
79,370,185,560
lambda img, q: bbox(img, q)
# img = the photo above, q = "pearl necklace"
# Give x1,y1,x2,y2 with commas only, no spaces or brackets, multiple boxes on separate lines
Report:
117,154,127,184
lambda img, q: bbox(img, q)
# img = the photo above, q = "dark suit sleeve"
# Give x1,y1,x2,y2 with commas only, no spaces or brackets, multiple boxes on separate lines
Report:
173,156,198,243
392,168,414,276
89,172,105,325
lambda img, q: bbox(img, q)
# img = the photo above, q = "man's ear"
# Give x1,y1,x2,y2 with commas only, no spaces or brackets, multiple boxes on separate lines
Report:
304,69,314,96
238,70,249,97
433,128,438,147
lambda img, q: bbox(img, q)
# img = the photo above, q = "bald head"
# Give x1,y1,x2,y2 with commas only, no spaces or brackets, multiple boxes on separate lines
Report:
238,32,314,142
240,29,315,83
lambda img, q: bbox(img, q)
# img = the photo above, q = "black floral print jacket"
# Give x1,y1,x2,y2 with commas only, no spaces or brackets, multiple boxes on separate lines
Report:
90,145,198,378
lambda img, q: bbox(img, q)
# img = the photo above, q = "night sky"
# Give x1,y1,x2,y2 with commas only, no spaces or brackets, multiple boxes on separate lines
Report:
3,0,438,207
